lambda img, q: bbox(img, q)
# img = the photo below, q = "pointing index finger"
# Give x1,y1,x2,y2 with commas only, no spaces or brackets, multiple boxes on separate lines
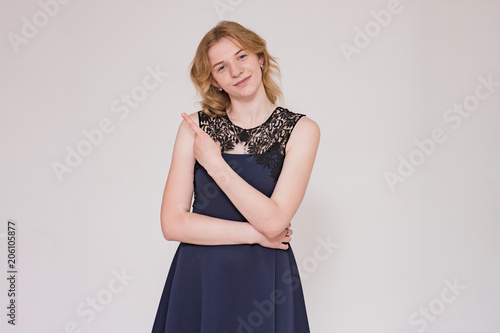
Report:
181,112,202,134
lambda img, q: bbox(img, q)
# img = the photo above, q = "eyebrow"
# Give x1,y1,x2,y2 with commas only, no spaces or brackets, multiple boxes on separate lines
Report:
212,49,244,69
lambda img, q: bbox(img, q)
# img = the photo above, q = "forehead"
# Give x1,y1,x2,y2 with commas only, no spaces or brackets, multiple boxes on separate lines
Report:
208,37,245,64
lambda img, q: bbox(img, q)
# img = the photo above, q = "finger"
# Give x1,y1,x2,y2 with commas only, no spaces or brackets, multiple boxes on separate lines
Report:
282,229,292,243
181,112,203,134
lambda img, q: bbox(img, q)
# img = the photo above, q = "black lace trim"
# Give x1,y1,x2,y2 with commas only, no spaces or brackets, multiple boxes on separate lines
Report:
196,106,305,182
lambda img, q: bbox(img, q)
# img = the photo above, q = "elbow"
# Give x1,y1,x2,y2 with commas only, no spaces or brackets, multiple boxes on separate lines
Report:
160,210,183,242
161,221,175,242
256,203,292,239
262,230,282,239
162,228,176,242
260,218,290,239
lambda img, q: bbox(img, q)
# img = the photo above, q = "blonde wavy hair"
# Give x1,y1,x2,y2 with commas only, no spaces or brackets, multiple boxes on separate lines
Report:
189,21,284,117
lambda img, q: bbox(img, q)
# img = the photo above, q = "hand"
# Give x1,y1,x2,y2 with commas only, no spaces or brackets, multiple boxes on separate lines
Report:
182,112,223,170
257,223,293,250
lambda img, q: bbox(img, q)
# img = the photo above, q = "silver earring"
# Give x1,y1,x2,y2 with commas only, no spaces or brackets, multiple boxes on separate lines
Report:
218,87,222,91
260,64,264,70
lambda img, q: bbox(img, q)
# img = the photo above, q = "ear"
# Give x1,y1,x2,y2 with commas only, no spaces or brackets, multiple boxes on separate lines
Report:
258,55,264,67
210,79,220,89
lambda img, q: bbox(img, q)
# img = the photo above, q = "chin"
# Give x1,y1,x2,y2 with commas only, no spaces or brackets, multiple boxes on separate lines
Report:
232,87,259,99
233,79,263,96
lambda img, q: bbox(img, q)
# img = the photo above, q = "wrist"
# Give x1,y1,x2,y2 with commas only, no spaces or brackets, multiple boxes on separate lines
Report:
206,156,229,181
244,223,261,245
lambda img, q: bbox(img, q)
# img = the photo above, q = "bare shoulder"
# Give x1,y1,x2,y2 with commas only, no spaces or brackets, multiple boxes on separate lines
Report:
177,110,200,135
174,111,201,148
291,115,320,142
286,115,320,153
188,111,200,125
180,111,201,127
295,115,320,136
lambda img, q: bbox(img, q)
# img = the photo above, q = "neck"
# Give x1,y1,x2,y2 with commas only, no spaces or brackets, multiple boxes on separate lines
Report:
226,84,277,129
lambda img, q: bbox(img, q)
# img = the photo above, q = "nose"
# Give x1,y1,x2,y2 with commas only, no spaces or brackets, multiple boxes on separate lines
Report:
230,62,243,78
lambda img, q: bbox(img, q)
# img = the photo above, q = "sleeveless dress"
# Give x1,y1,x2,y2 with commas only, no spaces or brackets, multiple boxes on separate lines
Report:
152,106,310,333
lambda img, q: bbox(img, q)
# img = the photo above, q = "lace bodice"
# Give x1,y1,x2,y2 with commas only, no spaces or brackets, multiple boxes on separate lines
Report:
196,106,305,182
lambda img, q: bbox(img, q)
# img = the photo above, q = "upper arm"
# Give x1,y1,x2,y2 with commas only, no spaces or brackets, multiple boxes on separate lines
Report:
270,116,320,223
160,112,199,226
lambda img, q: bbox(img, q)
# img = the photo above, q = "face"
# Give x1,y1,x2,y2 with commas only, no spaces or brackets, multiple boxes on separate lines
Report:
208,37,264,100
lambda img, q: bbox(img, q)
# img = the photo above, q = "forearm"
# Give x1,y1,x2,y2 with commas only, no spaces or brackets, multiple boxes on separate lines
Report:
206,160,288,238
161,209,261,246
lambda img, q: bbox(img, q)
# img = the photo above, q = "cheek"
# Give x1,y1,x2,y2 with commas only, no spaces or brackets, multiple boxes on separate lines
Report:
254,66,263,82
213,72,227,84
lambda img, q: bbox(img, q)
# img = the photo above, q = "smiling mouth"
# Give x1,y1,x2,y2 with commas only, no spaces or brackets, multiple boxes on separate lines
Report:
235,76,251,86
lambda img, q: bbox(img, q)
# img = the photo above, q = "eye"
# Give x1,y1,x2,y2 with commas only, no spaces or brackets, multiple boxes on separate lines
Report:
238,54,247,60
218,65,226,72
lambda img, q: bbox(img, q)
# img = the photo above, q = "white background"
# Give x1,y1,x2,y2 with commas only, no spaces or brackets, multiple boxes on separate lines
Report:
1,0,499,332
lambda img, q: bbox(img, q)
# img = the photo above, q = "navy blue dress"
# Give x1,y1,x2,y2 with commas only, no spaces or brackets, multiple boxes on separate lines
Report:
152,107,310,332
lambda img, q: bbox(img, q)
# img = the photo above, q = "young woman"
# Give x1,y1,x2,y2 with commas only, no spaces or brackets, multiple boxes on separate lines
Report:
152,21,320,332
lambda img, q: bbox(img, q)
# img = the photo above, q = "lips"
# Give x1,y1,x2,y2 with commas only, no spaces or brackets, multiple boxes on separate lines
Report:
234,76,251,86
